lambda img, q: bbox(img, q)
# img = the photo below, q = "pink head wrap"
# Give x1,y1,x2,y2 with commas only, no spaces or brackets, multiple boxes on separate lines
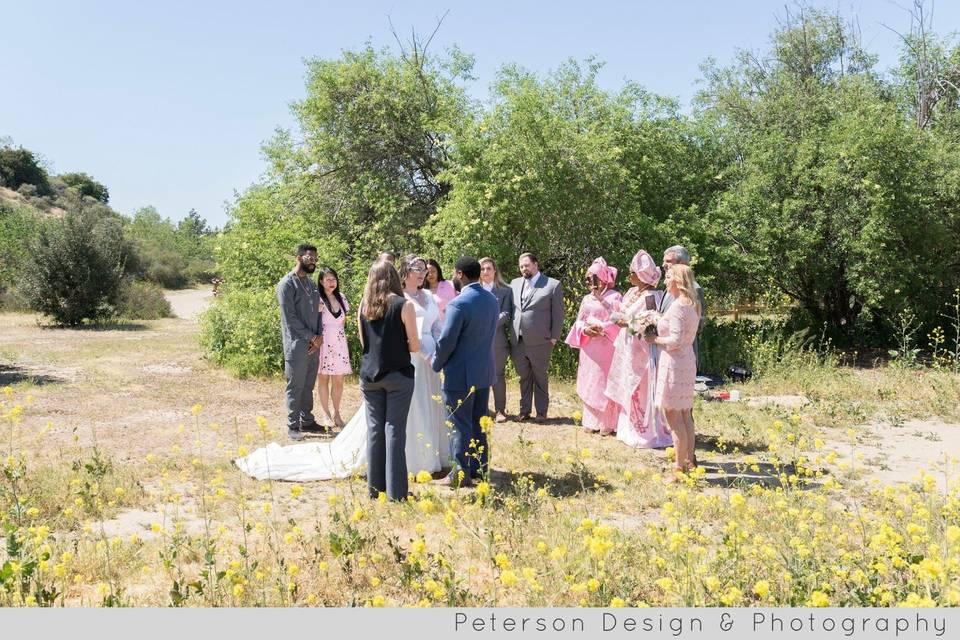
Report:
586,257,618,287
629,250,661,287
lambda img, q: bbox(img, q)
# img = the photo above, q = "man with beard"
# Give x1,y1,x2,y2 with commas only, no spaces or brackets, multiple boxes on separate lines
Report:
277,243,324,440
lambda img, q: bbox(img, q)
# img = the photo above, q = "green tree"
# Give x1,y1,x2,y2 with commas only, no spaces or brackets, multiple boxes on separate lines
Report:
698,7,957,339
427,58,720,296
262,40,475,266
0,145,51,195
22,206,127,325
58,172,109,203
0,202,38,294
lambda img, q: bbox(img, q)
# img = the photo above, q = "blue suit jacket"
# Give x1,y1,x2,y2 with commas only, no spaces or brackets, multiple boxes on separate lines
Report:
432,282,499,392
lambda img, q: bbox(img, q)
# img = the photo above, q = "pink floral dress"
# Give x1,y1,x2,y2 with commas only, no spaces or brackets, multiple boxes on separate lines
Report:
654,302,700,411
319,296,352,375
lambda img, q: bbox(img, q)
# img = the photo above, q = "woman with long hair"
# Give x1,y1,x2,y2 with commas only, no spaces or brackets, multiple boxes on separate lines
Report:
398,254,452,472
424,258,458,320
479,257,515,422
236,260,420,501
316,267,351,430
645,263,701,480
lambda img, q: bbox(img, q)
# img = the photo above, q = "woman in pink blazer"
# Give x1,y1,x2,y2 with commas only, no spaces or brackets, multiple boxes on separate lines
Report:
424,259,458,320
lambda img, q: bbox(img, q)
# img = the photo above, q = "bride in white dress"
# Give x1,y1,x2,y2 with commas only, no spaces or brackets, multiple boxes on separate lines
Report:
235,256,451,481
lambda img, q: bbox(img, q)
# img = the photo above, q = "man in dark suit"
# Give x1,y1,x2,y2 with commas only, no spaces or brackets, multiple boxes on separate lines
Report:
510,252,564,422
432,256,499,487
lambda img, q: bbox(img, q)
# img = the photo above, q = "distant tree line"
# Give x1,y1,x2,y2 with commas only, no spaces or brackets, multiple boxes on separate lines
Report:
0,141,218,324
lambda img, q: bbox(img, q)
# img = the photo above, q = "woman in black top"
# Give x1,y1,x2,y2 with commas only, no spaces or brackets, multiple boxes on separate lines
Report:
357,259,420,501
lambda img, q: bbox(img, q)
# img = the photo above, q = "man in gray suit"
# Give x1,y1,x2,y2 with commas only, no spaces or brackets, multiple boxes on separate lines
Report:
659,245,707,371
480,257,515,423
276,243,323,441
510,252,564,422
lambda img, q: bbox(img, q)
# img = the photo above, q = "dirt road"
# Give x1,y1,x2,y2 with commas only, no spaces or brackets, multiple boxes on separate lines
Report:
164,287,213,321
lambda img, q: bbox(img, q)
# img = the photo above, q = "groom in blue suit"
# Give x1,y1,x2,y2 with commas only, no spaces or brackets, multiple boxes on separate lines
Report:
432,256,499,487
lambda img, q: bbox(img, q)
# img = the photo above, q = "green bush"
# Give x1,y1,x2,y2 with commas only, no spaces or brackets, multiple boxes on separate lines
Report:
0,145,51,195
132,242,189,288
699,316,836,379
184,257,219,285
0,287,30,312
58,172,109,203
199,288,283,378
21,208,126,325
0,201,38,295
115,279,173,320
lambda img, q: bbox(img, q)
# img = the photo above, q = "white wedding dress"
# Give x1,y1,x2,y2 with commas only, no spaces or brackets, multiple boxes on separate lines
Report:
235,291,451,481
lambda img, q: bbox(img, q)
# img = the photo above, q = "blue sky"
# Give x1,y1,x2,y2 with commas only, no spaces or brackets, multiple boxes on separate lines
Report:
2,1,958,227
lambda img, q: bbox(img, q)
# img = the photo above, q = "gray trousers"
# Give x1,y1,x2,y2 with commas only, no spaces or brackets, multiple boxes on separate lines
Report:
284,342,320,430
491,342,511,413
511,338,553,417
361,370,415,501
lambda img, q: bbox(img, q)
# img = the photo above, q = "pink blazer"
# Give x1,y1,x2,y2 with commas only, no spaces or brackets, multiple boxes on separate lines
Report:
433,280,458,319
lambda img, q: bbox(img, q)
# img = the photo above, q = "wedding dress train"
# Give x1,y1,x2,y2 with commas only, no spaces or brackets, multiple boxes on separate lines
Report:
235,292,451,481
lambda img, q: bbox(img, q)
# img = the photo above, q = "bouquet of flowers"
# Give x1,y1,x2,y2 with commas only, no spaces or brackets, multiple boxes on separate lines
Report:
627,310,660,338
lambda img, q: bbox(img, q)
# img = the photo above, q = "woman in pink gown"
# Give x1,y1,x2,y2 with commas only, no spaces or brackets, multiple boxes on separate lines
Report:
565,258,621,435
646,264,701,478
605,250,672,449
424,259,458,320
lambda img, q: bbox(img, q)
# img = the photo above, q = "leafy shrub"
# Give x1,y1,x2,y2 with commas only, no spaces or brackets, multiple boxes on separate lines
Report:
184,257,219,285
199,288,283,378
131,242,189,288
0,202,37,295
0,145,51,195
115,279,173,320
21,208,126,325
58,172,109,203
699,316,836,380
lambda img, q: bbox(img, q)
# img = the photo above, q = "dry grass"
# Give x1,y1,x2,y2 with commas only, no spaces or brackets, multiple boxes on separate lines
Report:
2,311,959,607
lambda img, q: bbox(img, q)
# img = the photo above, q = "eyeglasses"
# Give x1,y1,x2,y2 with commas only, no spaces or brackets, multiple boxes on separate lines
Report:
409,267,426,273
300,255,318,262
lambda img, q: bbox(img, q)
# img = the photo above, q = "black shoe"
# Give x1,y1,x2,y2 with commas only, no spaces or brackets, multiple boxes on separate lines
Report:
300,421,327,435
288,428,305,441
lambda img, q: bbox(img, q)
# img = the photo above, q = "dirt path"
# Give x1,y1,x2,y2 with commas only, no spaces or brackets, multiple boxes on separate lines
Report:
164,287,214,321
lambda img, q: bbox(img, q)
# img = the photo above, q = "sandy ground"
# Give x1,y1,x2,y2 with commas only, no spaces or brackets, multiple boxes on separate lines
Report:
164,287,214,321
2,304,959,542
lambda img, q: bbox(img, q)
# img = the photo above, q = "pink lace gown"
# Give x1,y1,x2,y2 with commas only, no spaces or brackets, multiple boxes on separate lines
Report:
654,302,700,411
319,297,352,375
564,290,621,433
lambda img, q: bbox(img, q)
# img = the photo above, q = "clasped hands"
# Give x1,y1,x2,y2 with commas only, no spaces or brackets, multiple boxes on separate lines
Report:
584,324,605,337
307,334,323,354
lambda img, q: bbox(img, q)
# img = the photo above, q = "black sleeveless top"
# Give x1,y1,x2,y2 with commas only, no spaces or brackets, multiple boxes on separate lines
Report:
359,295,414,382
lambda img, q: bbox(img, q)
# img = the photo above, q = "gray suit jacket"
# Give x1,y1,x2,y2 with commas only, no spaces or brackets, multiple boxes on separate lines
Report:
510,273,564,347
489,284,515,348
276,271,322,355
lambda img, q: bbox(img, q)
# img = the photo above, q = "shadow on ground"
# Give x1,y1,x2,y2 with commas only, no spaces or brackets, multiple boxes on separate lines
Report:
0,363,65,386
697,459,824,490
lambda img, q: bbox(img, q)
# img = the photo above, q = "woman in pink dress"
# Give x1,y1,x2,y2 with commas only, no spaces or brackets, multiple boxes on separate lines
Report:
317,267,352,430
565,258,621,435
424,259,458,320
605,250,671,449
645,264,701,478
